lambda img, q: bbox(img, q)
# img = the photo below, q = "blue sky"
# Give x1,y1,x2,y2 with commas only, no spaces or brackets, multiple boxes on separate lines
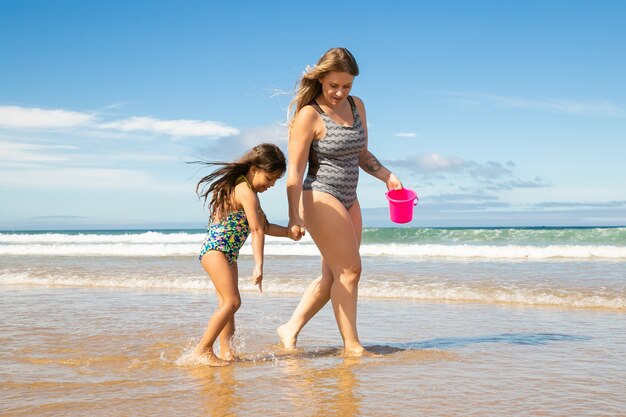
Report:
1,0,625,229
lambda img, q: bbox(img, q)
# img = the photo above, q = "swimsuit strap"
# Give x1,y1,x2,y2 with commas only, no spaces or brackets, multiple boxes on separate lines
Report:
310,96,358,121
309,100,324,114
237,174,254,190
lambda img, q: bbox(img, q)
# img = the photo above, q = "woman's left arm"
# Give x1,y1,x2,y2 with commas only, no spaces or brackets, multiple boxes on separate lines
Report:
354,96,403,190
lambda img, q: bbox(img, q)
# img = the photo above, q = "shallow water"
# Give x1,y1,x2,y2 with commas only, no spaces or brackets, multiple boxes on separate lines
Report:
2,285,625,416
2,228,626,416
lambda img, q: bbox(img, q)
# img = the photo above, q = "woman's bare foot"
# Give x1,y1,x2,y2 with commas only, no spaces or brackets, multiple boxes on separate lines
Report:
342,346,369,358
194,350,230,367
277,324,298,350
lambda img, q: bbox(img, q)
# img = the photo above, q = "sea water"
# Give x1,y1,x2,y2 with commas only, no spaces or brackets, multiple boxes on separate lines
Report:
2,227,625,309
1,227,625,416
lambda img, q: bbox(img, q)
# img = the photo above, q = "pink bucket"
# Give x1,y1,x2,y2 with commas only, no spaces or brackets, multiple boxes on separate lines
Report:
386,188,418,224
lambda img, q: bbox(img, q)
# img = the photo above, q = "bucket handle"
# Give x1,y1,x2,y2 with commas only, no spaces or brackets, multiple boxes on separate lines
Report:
413,197,419,206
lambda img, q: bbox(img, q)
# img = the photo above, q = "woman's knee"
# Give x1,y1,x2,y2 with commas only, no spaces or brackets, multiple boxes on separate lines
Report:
340,263,362,285
313,276,333,298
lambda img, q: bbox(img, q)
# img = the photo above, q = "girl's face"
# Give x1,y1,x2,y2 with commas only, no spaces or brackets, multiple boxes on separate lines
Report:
249,167,281,193
319,71,354,106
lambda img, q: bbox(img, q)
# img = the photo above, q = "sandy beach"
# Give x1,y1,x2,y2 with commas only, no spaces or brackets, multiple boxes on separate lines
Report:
3,285,625,416
2,228,626,416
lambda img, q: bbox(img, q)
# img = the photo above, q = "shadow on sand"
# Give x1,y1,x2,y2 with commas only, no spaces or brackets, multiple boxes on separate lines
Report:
366,332,592,354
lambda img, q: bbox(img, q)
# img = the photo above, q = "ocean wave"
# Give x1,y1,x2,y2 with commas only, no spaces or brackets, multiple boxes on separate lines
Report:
3,227,626,246
0,231,203,244
2,229,626,259
2,273,623,310
1,242,625,259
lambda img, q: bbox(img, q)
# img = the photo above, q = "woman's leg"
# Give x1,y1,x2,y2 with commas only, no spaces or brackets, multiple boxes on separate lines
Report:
194,251,241,366
301,191,364,355
277,260,333,349
277,201,363,349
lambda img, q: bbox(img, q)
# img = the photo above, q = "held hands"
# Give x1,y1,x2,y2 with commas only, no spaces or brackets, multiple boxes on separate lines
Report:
287,218,306,241
287,224,304,241
386,173,403,191
252,264,263,293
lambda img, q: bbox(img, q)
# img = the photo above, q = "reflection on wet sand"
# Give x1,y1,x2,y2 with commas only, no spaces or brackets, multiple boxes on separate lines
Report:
281,356,361,417
189,365,241,417
184,342,463,416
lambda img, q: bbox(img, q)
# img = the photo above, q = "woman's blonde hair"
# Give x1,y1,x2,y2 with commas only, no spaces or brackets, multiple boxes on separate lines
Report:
287,47,359,125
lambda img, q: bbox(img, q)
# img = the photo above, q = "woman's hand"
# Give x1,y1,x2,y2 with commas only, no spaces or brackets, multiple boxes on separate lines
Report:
288,218,306,241
386,173,403,190
287,226,303,241
252,264,263,293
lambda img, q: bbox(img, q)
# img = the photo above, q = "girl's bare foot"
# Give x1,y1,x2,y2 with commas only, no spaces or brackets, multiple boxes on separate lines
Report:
194,350,230,367
219,350,236,362
277,324,298,350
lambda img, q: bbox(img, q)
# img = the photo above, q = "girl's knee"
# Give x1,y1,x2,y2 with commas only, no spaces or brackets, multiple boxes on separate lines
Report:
222,296,241,314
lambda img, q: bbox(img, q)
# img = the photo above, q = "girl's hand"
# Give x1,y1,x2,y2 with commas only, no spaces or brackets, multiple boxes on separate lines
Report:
386,173,403,190
288,218,306,241
252,264,263,293
287,226,303,241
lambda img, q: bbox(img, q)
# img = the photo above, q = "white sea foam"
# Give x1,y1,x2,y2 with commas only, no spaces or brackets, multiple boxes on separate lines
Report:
2,241,626,259
2,272,624,310
0,272,215,291
0,231,202,244
359,243,626,259
2,230,626,259
357,282,626,310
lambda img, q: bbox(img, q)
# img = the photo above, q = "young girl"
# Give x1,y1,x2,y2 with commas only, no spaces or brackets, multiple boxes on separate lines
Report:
193,143,298,366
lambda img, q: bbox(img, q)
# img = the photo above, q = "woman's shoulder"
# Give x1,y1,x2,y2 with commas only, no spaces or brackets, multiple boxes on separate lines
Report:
349,95,367,119
298,103,322,118
293,104,322,128
349,95,365,107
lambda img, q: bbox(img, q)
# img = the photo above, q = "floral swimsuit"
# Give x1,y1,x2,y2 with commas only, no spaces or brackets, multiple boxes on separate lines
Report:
198,177,252,264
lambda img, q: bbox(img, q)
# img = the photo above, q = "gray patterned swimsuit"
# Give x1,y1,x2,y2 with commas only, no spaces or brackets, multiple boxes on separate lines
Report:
303,96,367,209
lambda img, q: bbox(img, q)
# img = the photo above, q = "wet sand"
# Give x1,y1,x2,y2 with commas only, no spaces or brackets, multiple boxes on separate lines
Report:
2,285,625,416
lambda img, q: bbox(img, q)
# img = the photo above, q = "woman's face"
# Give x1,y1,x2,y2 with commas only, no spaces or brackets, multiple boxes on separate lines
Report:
319,71,354,106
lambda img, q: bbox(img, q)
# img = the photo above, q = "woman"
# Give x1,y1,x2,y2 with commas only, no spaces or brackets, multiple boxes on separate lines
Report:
277,47,403,356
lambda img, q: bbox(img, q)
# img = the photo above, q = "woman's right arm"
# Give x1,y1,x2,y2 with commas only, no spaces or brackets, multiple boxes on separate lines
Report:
286,107,318,237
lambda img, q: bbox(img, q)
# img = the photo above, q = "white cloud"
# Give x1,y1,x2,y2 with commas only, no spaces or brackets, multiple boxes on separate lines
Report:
0,105,241,139
238,124,288,148
0,140,76,163
394,132,418,138
444,92,626,117
190,124,289,160
0,106,95,128
0,167,154,189
385,153,551,193
406,153,466,173
388,153,520,179
98,116,239,138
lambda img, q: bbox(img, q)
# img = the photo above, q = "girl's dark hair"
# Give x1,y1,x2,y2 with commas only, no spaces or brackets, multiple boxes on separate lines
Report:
194,143,286,220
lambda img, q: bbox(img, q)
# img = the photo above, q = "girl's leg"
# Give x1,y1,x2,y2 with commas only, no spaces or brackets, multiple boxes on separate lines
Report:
194,251,241,366
302,191,364,355
217,262,238,360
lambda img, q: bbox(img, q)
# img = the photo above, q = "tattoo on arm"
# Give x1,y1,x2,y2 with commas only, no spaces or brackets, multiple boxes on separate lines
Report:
363,153,382,174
